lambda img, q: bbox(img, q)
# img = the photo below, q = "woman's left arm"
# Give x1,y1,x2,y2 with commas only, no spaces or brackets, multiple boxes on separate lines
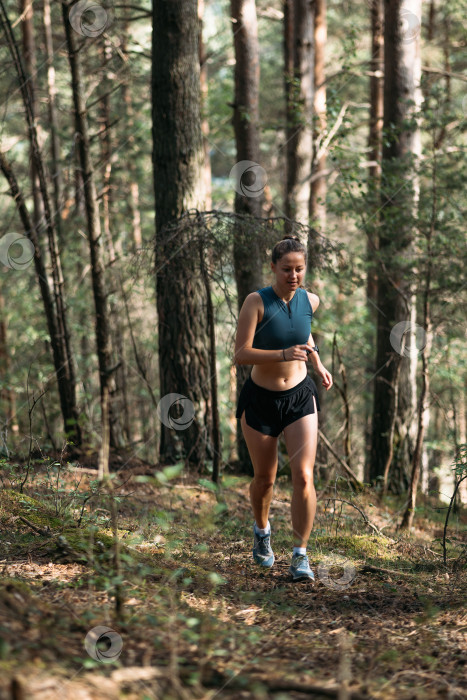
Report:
306,333,333,391
305,291,332,390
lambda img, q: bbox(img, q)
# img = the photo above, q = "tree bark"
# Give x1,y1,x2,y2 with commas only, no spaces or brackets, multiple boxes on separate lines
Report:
364,0,384,482
230,0,265,266
400,291,432,528
308,0,328,469
152,0,212,468
0,1,81,448
199,0,212,212
199,233,221,482
309,0,326,235
284,0,314,240
369,0,422,491
121,7,142,250
98,38,129,446
230,0,264,473
43,0,65,250
366,0,384,306
62,1,122,474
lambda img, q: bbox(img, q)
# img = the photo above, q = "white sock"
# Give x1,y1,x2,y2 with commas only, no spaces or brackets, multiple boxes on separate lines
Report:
293,547,306,556
254,521,270,536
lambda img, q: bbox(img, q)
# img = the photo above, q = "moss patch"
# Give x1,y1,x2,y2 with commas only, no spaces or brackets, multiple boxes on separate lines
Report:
310,534,395,561
0,489,63,530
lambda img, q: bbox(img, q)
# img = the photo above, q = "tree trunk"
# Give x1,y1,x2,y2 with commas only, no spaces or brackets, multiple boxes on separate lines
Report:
98,38,129,445
0,1,81,448
199,0,212,213
284,0,314,240
0,288,18,442
364,0,384,482
0,151,77,446
401,150,435,528
199,234,221,482
391,0,423,489
230,0,264,473
308,0,327,469
369,0,422,491
20,0,44,250
309,0,326,234
366,0,384,306
43,0,65,250
121,7,142,250
62,1,122,474
152,0,212,468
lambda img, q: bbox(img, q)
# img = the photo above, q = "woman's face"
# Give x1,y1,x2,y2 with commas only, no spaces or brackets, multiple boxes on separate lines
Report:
271,252,307,290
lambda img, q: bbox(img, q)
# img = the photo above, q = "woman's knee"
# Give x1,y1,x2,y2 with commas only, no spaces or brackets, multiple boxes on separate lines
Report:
252,473,276,492
291,468,314,491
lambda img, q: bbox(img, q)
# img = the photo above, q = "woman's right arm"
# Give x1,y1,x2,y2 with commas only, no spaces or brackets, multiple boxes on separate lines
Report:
234,293,284,365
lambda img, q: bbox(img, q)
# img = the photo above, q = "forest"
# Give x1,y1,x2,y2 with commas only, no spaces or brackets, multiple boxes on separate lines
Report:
0,0,466,698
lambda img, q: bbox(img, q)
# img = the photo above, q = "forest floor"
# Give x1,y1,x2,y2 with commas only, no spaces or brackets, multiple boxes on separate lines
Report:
0,451,466,700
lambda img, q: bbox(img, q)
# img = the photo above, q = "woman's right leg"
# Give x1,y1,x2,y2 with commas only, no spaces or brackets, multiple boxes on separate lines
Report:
240,411,279,528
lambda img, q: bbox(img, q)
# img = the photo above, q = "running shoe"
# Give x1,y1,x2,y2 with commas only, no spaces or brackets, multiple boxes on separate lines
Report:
289,553,315,581
252,526,275,568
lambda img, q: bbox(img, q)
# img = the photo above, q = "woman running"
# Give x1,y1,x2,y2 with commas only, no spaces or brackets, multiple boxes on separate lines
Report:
234,235,333,581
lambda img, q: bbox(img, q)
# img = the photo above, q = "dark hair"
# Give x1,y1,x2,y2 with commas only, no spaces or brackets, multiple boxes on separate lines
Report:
271,234,307,264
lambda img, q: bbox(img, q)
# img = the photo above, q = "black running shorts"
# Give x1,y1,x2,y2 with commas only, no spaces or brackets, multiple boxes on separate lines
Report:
235,374,320,437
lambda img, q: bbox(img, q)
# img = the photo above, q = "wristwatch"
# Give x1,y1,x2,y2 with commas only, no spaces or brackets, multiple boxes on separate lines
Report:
306,345,320,356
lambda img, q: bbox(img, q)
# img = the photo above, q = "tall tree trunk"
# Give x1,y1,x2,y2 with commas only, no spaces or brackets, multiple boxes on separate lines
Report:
369,0,422,491
0,151,78,445
230,0,264,473
309,0,326,234
98,38,129,445
121,8,142,250
400,154,435,530
0,1,81,448
366,0,384,307
62,1,122,474
364,0,384,482
308,0,328,470
284,0,314,240
20,0,44,244
43,0,64,250
199,0,212,212
391,0,423,490
152,0,212,468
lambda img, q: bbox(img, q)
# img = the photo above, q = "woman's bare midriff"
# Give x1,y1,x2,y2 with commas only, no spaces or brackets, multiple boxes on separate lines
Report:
251,362,308,391
250,292,308,391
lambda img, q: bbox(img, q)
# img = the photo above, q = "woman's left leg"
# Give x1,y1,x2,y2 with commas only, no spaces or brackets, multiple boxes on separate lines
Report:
282,396,318,548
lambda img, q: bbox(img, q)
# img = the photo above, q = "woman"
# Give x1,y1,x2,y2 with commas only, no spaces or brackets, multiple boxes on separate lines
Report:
234,235,333,581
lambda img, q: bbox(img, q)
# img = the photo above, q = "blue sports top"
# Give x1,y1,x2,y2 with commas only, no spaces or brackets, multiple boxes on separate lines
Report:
252,286,313,350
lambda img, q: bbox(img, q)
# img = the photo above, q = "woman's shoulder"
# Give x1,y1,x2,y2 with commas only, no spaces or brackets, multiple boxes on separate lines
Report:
242,290,264,312
303,289,320,313
239,291,265,324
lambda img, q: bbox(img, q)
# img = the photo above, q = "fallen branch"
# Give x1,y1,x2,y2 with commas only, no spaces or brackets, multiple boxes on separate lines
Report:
18,516,51,537
318,430,363,490
359,565,417,578
324,498,391,540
